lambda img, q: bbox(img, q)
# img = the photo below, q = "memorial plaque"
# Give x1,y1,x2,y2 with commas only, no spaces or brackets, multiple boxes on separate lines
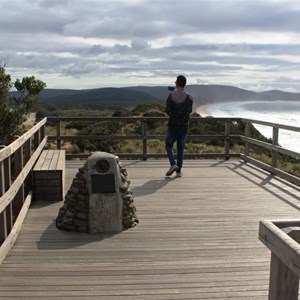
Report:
91,174,115,193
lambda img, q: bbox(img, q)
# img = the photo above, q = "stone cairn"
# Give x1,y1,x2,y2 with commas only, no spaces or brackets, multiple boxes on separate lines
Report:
56,159,139,232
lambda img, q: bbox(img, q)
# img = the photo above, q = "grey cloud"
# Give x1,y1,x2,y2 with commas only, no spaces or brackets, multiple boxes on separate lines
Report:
250,44,300,56
275,76,300,84
1,0,300,91
131,39,150,51
169,1,300,33
10,53,74,70
63,17,131,38
0,2,69,34
2,0,300,38
0,33,88,55
84,45,108,56
37,0,71,8
2,36,297,80
111,44,132,54
62,62,101,77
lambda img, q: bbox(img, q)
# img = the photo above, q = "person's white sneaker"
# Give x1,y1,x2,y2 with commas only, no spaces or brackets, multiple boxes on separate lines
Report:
165,165,178,176
176,171,182,177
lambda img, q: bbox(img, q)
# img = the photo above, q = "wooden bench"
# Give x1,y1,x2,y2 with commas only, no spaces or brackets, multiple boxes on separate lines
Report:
33,150,65,201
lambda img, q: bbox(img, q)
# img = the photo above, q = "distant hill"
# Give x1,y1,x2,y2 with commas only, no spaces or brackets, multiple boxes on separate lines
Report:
130,85,300,107
257,90,300,101
39,89,79,98
39,87,161,107
38,85,300,108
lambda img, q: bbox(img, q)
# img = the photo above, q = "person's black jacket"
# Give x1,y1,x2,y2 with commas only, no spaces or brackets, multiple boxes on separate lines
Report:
165,89,193,133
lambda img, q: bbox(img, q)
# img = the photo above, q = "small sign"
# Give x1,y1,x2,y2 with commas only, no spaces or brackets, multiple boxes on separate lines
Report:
91,174,115,193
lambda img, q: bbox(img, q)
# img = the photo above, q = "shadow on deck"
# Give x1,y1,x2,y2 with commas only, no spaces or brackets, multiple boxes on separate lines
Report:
0,159,299,299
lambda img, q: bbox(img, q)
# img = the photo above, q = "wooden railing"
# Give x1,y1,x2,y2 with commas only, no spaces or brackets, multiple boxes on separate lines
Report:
47,116,300,186
0,118,47,264
241,118,300,186
47,116,241,160
259,220,300,300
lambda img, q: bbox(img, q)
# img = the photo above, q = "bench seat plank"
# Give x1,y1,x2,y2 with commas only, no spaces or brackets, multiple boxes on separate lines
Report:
33,150,65,201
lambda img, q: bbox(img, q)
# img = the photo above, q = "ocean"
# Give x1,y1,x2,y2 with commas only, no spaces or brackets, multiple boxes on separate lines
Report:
197,100,300,153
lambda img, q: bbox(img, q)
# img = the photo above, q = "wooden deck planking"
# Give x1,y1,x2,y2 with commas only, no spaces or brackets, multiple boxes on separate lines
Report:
0,159,300,299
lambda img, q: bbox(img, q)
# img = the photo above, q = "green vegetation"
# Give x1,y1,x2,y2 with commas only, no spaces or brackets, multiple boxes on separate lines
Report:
0,67,46,145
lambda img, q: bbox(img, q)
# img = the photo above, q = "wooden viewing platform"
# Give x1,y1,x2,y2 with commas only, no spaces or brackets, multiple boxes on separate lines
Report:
0,159,299,299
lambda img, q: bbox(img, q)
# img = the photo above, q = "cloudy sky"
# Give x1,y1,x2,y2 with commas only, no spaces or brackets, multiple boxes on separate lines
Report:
1,0,300,91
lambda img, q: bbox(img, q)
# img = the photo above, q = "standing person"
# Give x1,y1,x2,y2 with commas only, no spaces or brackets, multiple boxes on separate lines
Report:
165,75,193,177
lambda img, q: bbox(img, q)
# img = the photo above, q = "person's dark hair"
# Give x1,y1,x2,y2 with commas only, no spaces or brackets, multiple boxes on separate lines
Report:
176,75,187,87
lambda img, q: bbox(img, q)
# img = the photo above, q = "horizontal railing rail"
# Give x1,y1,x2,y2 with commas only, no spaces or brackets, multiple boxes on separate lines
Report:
0,118,47,264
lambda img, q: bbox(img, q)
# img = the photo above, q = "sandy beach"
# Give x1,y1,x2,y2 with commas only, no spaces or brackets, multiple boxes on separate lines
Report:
196,104,211,117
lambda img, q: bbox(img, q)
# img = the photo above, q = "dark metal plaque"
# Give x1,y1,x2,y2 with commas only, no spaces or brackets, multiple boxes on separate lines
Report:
91,174,115,193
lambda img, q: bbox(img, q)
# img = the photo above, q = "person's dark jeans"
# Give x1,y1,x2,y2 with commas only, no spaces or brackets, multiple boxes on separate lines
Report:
165,130,187,170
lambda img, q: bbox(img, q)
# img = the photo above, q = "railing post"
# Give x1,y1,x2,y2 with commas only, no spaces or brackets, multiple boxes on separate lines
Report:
13,146,24,219
0,143,12,244
268,227,300,300
34,130,40,151
57,118,61,150
0,161,7,244
24,138,32,165
244,121,251,157
41,123,45,140
224,120,230,160
3,157,12,234
272,127,279,169
142,119,147,161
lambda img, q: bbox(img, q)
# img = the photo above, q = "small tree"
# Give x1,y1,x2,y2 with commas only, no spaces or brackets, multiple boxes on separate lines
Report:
0,67,46,145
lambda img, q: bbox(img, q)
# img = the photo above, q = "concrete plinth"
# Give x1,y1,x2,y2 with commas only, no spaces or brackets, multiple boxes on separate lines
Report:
86,152,122,233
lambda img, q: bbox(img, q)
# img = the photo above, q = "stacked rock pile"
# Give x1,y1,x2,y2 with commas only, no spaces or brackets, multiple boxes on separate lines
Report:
56,159,138,232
